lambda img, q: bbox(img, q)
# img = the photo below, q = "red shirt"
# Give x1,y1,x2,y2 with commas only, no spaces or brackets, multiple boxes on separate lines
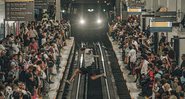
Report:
148,70,154,81
148,70,154,87
29,42,38,51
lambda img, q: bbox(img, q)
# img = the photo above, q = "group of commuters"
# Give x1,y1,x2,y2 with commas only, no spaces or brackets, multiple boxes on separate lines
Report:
109,15,185,99
0,15,70,98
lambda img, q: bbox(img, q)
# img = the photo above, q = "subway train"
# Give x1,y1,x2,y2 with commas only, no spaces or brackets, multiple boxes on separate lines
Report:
70,3,109,42
71,3,108,31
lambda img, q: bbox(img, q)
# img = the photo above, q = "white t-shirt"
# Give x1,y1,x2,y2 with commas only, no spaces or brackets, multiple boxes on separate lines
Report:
41,38,46,45
132,40,139,51
84,48,94,67
12,43,19,54
113,23,118,31
128,49,137,63
141,60,149,75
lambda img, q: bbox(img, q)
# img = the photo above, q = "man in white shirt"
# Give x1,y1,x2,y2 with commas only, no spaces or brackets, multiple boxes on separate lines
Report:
132,38,139,51
66,47,106,84
140,56,149,75
128,45,137,75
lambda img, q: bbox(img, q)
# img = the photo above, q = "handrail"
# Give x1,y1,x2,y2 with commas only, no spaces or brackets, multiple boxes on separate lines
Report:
76,43,84,99
98,42,111,99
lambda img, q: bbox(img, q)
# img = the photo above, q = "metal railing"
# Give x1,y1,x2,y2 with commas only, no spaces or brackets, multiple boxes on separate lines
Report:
75,43,84,99
98,42,111,99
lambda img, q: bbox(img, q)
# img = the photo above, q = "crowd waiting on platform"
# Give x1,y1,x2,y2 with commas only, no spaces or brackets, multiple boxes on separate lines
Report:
0,15,70,98
109,15,185,99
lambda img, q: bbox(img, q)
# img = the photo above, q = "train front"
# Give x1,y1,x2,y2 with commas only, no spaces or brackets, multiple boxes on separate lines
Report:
72,4,108,31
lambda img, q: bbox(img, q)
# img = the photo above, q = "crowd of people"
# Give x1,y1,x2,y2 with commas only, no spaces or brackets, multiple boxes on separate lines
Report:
109,15,185,99
0,15,71,98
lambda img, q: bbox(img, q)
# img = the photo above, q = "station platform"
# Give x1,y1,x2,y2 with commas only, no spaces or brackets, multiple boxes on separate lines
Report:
48,37,74,99
107,35,141,99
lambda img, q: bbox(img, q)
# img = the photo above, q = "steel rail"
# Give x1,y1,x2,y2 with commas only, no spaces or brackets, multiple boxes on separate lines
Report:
75,43,84,99
98,42,111,99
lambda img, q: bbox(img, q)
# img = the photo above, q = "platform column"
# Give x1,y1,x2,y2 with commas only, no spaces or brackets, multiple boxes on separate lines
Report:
56,0,61,20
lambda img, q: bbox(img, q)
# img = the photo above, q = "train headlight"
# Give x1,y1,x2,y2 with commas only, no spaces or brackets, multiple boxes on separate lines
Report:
97,19,102,24
79,19,85,25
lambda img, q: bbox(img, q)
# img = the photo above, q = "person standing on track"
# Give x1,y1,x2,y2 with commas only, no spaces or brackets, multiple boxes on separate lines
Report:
66,47,106,84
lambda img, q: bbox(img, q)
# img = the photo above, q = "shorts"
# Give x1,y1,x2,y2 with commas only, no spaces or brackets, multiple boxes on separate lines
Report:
79,66,97,76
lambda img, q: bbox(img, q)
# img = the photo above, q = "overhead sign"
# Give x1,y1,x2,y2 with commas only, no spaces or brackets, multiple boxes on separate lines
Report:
35,0,55,9
150,22,172,27
151,17,176,22
5,0,34,21
149,18,172,32
6,0,33,2
155,11,176,17
35,0,47,9
128,1,145,8
127,7,142,15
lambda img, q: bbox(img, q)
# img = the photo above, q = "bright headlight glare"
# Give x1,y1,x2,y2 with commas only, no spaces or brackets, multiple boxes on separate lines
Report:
79,19,85,24
97,19,102,24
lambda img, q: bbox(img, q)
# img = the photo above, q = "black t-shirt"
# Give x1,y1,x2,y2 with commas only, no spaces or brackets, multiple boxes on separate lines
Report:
158,86,165,98
181,60,185,68
33,74,39,88
0,55,9,71
19,70,26,82
140,44,147,54
25,72,35,95
23,34,30,46
25,73,34,85
159,36,166,44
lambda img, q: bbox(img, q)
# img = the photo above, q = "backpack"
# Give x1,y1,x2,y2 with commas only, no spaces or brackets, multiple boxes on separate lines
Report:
41,79,50,93
22,91,31,99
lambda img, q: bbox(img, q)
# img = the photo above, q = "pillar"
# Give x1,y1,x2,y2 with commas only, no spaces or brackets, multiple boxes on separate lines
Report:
56,0,61,20
116,0,120,16
158,0,167,7
167,0,177,11
145,0,152,10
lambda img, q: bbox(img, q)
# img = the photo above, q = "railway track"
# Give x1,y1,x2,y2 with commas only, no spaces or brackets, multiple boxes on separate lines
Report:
57,41,131,99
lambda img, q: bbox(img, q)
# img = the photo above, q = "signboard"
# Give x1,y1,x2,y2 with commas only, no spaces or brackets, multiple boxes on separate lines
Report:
150,22,172,27
127,7,142,15
5,0,34,21
142,14,155,17
48,0,55,4
128,1,145,8
149,18,172,32
35,0,55,9
155,11,176,17
35,0,47,9
151,17,176,22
